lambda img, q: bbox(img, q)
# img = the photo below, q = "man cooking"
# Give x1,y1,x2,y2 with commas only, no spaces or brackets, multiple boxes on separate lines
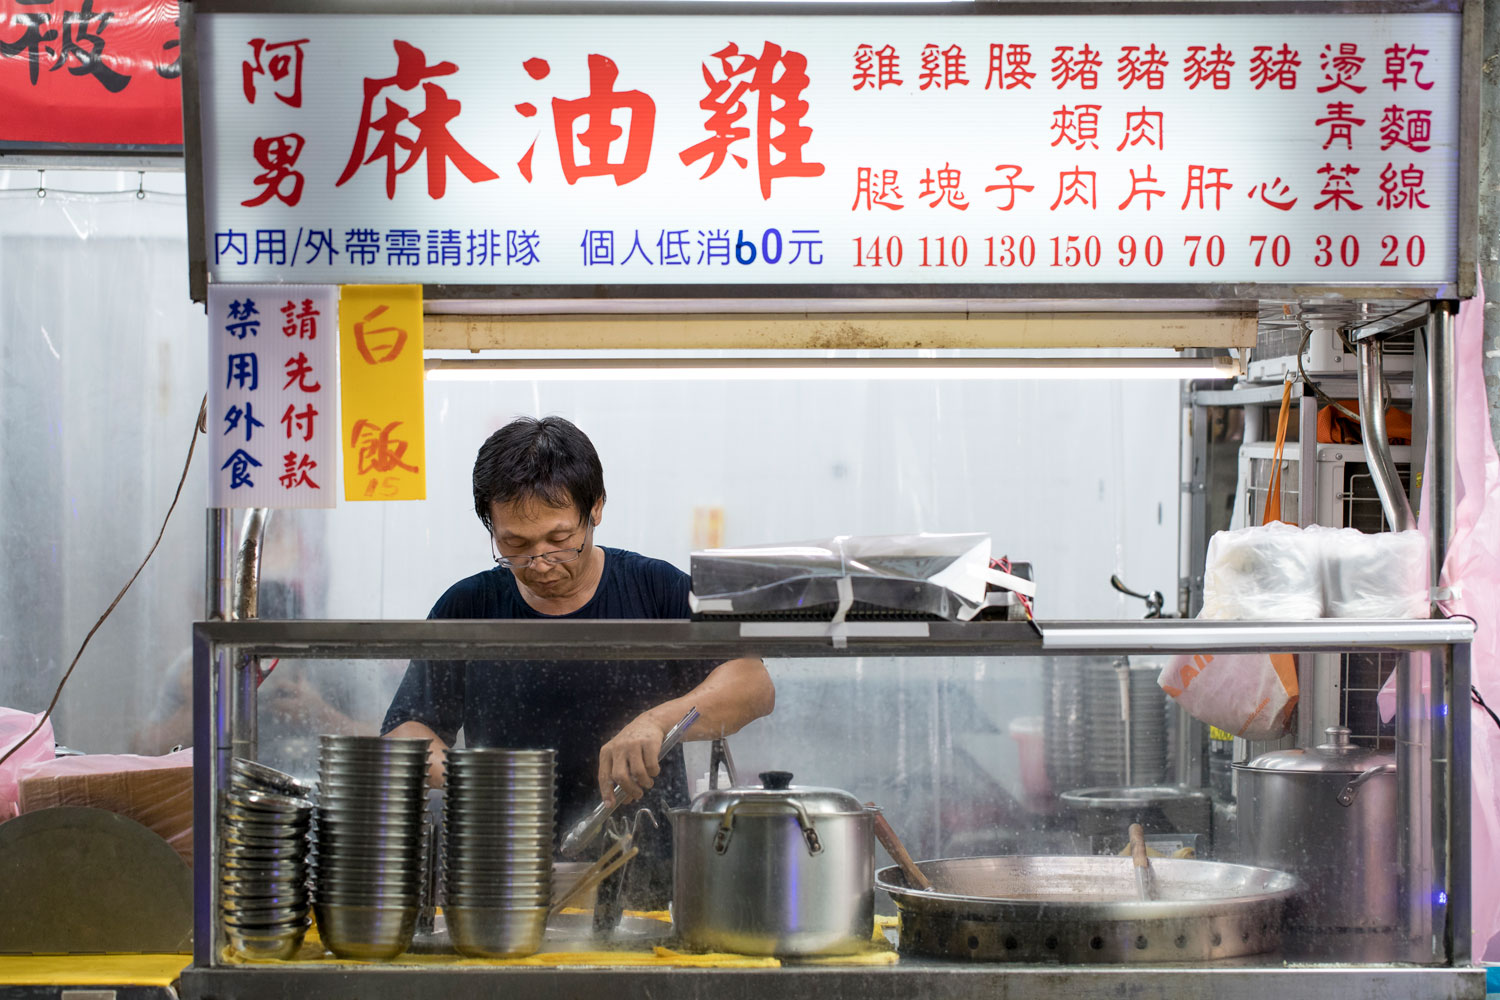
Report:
381,415,774,902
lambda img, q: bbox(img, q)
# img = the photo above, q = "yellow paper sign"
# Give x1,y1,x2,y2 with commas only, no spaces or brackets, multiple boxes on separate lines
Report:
338,285,426,501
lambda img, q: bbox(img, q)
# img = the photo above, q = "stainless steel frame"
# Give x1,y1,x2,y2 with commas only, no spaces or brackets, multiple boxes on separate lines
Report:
178,0,1482,304
186,616,1477,997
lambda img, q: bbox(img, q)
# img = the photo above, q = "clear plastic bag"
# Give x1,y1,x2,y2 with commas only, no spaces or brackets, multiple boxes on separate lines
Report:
1200,521,1324,620
688,533,1004,622
1313,525,1429,619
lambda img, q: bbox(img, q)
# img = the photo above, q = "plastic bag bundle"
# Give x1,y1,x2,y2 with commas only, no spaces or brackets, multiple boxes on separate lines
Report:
1314,526,1429,619
0,707,55,821
1200,522,1324,620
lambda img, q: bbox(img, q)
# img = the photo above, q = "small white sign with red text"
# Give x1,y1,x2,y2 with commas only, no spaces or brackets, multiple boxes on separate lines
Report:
209,284,339,508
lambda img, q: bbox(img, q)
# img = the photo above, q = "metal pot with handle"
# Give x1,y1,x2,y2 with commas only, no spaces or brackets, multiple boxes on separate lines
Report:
1233,726,1397,961
671,770,874,956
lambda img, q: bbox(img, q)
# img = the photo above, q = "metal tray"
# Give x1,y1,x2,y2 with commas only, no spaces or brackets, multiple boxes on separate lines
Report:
878,856,1298,964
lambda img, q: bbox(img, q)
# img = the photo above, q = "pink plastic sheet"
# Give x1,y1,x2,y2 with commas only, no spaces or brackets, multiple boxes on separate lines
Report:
0,707,55,821
1375,279,1500,960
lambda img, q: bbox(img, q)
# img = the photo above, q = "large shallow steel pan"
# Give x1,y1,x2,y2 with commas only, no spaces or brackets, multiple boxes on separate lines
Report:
878,855,1298,963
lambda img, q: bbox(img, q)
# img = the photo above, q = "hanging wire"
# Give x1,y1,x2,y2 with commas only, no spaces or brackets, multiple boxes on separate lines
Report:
0,396,207,770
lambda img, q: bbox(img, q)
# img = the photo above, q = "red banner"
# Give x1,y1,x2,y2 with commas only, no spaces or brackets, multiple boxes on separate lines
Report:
0,0,181,148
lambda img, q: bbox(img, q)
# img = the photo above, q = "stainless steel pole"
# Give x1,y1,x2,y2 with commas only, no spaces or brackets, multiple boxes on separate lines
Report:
206,508,232,620
1427,302,1462,964
1357,340,1416,533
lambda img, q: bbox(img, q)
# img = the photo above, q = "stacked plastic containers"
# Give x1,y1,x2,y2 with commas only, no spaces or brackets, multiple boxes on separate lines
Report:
443,748,557,957
312,736,431,959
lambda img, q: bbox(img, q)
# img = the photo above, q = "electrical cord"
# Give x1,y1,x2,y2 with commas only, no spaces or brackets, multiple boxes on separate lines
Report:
0,395,207,770
1296,319,1362,422
1474,686,1500,733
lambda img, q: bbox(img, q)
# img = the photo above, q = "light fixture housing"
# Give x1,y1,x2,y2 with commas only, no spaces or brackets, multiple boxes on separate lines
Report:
423,355,1242,382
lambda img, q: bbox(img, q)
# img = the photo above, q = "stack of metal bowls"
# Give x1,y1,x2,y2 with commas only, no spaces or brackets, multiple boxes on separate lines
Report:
1084,660,1169,786
443,748,556,958
221,760,314,961
312,736,430,960
1043,659,1089,795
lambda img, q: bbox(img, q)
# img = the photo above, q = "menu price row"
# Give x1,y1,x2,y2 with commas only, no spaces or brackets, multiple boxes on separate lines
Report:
850,233,1431,270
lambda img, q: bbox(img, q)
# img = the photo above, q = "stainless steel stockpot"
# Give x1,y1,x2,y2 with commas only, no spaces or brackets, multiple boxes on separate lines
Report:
1233,726,1397,961
672,771,873,957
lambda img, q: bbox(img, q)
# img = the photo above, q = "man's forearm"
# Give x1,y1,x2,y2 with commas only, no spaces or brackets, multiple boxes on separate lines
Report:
642,657,775,740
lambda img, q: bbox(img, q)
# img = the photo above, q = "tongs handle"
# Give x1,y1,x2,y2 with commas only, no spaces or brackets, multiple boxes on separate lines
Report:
559,706,698,857
549,837,640,917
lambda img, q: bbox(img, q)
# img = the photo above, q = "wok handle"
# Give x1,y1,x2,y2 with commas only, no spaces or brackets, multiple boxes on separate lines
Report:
866,802,932,891
1128,823,1149,869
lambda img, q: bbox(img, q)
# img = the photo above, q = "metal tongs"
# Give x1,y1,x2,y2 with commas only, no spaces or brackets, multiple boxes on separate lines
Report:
559,705,698,858
548,811,657,918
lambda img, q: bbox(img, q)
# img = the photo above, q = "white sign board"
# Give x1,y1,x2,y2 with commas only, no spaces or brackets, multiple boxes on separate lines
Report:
208,284,339,508
195,12,1460,289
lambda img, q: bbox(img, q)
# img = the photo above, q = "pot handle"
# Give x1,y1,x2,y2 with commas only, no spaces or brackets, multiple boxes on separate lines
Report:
1337,762,1396,807
713,801,823,857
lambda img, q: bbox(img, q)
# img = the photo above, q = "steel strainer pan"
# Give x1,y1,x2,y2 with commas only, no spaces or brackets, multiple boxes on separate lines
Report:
878,856,1299,963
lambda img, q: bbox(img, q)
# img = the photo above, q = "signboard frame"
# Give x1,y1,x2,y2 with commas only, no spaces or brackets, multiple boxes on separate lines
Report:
180,0,1480,305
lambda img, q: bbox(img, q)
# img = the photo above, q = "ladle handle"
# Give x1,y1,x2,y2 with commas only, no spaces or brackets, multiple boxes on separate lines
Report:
867,802,932,891
1128,823,1149,869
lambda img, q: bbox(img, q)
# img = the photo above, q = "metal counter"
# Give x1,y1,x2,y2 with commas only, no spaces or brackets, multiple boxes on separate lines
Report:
186,617,1481,1000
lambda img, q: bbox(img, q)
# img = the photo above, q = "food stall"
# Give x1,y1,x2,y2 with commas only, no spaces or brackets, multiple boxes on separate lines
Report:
168,0,1487,997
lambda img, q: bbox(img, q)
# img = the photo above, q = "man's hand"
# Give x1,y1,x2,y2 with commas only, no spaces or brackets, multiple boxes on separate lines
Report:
598,714,667,807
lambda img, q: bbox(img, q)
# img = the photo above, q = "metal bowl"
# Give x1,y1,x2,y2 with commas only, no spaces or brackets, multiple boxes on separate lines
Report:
231,759,315,798
314,812,426,834
222,827,308,849
314,796,427,819
225,789,314,814
877,856,1299,963
220,856,309,876
314,886,422,907
221,903,309,926
319,734,427,744
446,749,554,762
221,886,310,908
221,812,310,834
222,806,312,828
313,902,420,960
225,925,308,961
220,840,307,862
446,905,548,958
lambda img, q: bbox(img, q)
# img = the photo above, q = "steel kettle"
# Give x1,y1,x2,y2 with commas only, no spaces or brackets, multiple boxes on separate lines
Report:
1233,726,1397,961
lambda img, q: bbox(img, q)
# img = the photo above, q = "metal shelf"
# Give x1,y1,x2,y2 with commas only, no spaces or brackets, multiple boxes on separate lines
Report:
193,616,1474,661
178,961,1484,1000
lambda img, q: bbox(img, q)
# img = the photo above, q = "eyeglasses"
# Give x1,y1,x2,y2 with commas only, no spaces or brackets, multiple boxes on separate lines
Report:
491,533,589,571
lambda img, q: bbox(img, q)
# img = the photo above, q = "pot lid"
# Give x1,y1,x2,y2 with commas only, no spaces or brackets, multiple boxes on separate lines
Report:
686,770,867,816
1237,727,1396,774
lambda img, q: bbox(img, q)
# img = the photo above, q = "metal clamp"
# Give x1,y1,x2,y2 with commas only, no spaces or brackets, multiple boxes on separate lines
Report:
712,800,823,856
1337,762,1396,807
709,738,737,790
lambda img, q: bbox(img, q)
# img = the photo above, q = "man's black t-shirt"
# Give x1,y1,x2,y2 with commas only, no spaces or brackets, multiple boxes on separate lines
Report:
381,547,713,849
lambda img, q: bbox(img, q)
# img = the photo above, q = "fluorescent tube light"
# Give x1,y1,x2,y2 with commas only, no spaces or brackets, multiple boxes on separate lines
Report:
424,356,1239,382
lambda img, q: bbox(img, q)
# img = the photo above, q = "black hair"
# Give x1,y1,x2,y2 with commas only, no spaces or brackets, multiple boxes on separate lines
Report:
472,416,606,533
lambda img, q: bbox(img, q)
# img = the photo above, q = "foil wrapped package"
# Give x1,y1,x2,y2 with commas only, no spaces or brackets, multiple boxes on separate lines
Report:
688,533,1033,622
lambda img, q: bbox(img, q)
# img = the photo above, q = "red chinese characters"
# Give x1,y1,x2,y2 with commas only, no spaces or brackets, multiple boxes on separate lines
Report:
918,44,968,90
243,37,307,107
680,41,824,200
553,54,656,185
986,45,1035,90
337,40,497,199
1118,45,1168,90
1249,45,1300,90
853,43,901,90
